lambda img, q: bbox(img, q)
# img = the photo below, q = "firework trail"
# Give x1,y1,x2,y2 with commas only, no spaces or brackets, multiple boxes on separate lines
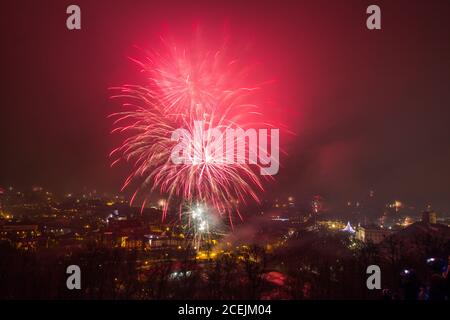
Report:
109,35,277,226
176,201,225,251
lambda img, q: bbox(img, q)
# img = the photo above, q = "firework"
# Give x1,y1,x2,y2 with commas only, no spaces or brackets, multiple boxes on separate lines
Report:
109,35,276,226
178,202,223,251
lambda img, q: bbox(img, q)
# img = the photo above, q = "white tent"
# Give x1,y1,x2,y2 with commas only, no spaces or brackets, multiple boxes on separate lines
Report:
342,221,355,233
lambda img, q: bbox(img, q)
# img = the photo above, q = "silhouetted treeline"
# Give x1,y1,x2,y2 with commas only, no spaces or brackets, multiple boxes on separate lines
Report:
0,231,448,299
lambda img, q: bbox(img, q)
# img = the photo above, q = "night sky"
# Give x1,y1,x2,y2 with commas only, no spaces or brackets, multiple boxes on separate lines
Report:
1,0,449,211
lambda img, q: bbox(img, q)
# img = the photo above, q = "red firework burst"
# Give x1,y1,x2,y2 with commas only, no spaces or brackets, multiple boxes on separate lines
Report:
109,35,277,225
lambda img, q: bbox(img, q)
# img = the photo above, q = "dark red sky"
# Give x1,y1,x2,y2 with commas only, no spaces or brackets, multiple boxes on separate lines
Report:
1,0,449,211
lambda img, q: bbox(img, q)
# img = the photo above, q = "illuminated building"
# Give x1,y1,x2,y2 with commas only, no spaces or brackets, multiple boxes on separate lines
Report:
356,224,394,244
145,234,184,249
120,235,143,249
